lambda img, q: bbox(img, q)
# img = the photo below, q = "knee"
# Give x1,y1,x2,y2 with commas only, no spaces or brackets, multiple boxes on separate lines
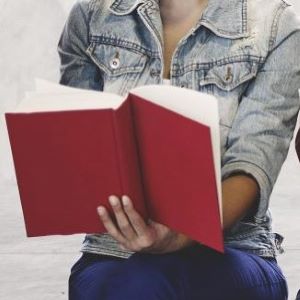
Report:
105,256,179,300
68,255,121,300
69,268,107,300
206,248,288,300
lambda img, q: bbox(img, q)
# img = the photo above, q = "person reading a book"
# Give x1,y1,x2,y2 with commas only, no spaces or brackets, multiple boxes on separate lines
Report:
58,0,300,299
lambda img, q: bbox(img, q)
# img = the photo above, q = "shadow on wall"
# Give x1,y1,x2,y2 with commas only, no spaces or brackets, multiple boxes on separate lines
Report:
0,0,77,182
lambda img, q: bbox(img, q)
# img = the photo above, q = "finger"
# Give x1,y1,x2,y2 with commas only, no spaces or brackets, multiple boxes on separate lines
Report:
118,243,130,251
109,195,137,240
122,195,149,236
97,206,127,244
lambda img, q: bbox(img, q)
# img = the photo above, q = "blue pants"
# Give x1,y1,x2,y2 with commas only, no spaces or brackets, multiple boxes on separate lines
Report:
69,246,288,300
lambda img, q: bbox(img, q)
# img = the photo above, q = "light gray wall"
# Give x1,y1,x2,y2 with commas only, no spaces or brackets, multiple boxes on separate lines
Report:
292,0,300,11
0,0,299,182
0,0,77,181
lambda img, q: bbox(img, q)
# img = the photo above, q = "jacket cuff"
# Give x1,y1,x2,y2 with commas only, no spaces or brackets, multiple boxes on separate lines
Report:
221,161,272,223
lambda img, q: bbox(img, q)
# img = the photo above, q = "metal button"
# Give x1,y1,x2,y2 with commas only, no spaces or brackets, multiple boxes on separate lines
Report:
110,51,120,70
110,57,120,69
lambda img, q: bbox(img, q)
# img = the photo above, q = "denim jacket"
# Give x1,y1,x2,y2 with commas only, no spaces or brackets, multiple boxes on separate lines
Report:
58,0,300,258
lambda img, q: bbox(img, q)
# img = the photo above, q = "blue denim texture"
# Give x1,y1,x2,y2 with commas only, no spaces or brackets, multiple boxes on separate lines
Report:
69,247,288,300
58,0,300,258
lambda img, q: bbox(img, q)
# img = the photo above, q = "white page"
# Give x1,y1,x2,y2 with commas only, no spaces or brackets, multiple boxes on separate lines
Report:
12,92,123,112
9,79,124,113
132,85,222,220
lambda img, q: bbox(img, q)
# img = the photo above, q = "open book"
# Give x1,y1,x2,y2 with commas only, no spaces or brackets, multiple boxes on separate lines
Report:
5,79,223,252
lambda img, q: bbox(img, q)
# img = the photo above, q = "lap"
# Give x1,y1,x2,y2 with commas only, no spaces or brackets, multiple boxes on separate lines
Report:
69,246,288,300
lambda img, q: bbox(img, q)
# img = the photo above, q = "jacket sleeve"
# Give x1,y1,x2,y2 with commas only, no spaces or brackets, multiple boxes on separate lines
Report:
221,6,300,223
57,1,103,91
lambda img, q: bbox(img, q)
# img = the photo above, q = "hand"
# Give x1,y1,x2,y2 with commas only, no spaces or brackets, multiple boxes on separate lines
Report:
97,195,195,254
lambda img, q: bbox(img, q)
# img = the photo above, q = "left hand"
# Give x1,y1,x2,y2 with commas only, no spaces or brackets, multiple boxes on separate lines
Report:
97,195,195,254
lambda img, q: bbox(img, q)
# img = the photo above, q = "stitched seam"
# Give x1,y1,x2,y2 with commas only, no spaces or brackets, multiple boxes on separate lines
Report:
112,0,144,15
140,2,163,47
89,35,159,57
86,0,98,47
200,20,246,38
242,0,247,34
223,245,276,258
201,68,258,91
172,55,263,76
268,1,289,51
225,228,269,240
110,0,123,10
88,0,98,11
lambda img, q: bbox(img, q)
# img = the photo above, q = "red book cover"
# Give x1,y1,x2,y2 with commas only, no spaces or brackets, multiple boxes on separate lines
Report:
129,94,223,252
5,85,223,252
5,100,144,237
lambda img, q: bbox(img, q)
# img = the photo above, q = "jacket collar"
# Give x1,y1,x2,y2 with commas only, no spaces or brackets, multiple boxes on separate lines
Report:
200,0,248,38
109,0,146,15
109,0,249,39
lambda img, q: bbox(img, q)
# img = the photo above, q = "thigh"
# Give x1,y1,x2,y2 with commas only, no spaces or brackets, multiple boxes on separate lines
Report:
69,247,288,300
185,247,288,300
105,246,288,300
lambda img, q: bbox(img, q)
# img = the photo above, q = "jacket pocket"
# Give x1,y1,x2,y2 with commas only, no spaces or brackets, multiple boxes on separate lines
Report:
196,59,260,155
86,42,148,95
199,59,259,92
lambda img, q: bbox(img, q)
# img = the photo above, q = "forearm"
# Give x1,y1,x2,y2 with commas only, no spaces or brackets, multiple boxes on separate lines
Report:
221,174,259,231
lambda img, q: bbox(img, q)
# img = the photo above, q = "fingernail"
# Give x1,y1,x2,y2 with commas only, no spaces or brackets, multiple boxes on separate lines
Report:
109,195,118,206
97,206,105,216
122,195,130,206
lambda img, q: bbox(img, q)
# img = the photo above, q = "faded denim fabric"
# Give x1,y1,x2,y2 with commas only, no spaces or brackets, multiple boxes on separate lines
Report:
58,0,300,258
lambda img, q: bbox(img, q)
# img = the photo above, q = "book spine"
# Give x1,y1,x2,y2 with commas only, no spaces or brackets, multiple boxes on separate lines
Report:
127,95,148,214
111,110,125,195
112,98,147,219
